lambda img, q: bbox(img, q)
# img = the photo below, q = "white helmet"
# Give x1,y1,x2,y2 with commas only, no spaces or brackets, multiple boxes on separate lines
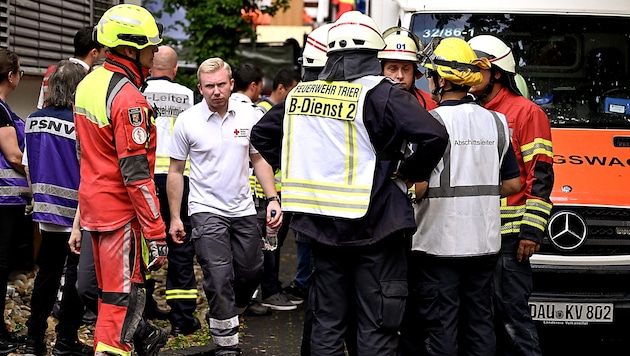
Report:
468,35,516,74
327,11,385,53
302,23,333,68
378,27,423,63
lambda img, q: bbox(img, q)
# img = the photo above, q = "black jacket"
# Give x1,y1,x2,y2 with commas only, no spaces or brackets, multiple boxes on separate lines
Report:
251,79,448,246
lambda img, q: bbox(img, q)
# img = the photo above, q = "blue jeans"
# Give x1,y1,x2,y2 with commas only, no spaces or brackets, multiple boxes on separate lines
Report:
294,239,311,289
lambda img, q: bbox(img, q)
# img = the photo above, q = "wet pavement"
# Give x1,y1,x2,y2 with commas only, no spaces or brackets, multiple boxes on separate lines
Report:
163,233,307,356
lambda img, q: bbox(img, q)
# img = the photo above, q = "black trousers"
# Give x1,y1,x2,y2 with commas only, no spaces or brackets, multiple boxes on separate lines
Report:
309,236,408,356
255,198,291,299
493,251,542,356
77,231,98,315
156,175,197,328
26,230,83,340
0,205,27,331
399,252,499,356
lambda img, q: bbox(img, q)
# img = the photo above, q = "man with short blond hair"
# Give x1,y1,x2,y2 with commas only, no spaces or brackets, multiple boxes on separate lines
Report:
167,57,282,356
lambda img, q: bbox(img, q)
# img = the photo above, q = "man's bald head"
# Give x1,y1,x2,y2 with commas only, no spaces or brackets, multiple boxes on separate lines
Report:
150,46,178,79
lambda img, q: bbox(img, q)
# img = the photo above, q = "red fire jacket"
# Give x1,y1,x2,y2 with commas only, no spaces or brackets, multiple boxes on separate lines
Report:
484,87,554,244
74,52,165,240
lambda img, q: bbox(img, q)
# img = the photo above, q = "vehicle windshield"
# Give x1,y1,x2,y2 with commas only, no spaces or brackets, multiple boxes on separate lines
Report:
410,13,630,129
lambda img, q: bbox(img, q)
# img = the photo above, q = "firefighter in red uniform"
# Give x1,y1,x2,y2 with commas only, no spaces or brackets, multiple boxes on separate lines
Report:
73,4,173,356
378,27,437,111
469,34,554,356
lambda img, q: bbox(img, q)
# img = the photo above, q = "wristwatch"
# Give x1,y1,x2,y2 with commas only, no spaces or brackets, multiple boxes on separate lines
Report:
268,196,280,203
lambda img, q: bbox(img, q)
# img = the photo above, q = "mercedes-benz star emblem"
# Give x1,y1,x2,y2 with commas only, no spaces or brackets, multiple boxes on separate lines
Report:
547,211,588,251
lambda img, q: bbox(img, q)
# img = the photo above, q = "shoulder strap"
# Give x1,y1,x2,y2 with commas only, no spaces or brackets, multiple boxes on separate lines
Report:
0,101,14,126
489,110,507,160
105,72,132,124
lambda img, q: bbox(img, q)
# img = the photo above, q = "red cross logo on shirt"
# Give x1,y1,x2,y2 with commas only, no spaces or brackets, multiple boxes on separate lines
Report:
234,128,240,136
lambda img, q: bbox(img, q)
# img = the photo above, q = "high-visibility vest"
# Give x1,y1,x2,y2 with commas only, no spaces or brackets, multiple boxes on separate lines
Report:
143,79,194,176
257,99,273,113
250,98,279,197
25,106,79,226
412,104,510,256
250,169,282,199
281,76,382,219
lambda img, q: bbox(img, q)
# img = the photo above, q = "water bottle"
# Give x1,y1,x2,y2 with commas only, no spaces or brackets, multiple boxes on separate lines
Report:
264,210,278,251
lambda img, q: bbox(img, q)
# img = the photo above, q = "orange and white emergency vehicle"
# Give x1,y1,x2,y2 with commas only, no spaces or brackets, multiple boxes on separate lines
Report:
362,0,630,338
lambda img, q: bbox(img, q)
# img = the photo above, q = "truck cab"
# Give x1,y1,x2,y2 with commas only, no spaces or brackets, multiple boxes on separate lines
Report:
369,0,630,340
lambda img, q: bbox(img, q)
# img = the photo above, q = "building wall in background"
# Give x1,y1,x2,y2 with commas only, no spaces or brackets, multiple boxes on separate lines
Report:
3,0,140,118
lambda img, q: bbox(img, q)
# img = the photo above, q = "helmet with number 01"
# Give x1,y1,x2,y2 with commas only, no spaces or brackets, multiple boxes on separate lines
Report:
302,23,334,68
422,37,490,86
327,11,385,53
378,27,423,63
95,4,163,50
467,34,516,74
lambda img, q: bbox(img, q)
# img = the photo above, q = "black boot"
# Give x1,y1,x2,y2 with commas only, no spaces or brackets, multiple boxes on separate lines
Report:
23,336,45,356
144,278,169,320
0,327,24,355
133,319,168,356
52,336,93,356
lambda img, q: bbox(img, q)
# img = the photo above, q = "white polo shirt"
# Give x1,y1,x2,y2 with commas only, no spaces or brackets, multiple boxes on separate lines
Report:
169,98,258,217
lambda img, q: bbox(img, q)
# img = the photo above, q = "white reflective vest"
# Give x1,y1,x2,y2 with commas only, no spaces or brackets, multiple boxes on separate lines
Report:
143,79,194,175
281,76,383,219
412,103,510,256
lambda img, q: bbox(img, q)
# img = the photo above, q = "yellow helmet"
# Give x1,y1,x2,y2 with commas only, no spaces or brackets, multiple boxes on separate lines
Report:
378,27,423,63
327,11,385,53
95,4,162,50
422,37,490,86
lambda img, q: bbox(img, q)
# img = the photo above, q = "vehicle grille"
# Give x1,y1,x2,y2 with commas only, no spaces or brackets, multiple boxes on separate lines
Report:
541,206,630,255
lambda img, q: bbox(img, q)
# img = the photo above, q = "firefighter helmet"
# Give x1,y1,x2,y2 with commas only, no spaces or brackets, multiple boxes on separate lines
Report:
422,37,490,86
94,4,163,50
468,35,523,95
302,23,334,68
378,27,423,63
327,11,385,53
468,34,516,74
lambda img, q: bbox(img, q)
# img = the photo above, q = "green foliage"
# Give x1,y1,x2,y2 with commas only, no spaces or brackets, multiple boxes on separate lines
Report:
144,0,290,94
145,0,291,68
165,324,212,349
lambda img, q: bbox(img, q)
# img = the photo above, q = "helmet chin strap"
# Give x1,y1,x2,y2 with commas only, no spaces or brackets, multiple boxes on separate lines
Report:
429,72,441,96
107,48,147,91
477,67,496,102
133,50,149,92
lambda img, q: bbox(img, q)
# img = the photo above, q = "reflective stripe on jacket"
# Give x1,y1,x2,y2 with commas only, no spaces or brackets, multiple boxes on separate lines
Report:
281,76,381,218
25,106,79,226
484,88,554,242
413,103,510,256
74,55,165,239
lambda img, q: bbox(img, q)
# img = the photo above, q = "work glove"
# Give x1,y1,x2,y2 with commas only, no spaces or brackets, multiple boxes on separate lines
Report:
146,238,168,271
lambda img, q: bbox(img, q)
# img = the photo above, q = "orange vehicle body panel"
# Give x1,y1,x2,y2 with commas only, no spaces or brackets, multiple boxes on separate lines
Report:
551,128,630,208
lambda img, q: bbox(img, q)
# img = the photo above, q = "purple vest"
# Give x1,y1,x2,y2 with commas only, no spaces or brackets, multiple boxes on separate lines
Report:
0,99,28,205
24,106,79,226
